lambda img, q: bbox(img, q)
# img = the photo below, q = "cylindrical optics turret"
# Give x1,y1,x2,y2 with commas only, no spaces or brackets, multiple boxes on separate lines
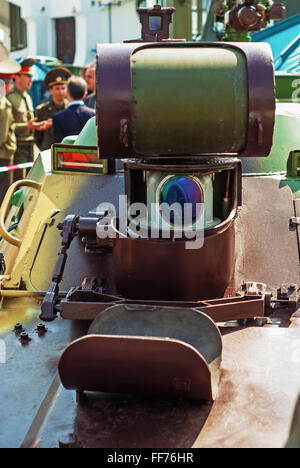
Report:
94,40,275,302
96,42,275,160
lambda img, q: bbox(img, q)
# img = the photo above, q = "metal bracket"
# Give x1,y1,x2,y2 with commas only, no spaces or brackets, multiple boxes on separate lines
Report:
59,285,269,322
0,253,5,276
40,215,104,322
275,284,299,309
40,215,79,322
290,217,300,228
59,279,299,322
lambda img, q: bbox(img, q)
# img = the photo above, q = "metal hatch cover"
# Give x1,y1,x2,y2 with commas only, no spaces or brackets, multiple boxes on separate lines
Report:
58,305,222,402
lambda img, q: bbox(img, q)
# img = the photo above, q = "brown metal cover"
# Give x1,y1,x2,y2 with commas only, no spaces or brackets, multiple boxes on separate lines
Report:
96,43,136,159
236,42,275,157
112,215,235,301
96,42,275,159
58,335,214,401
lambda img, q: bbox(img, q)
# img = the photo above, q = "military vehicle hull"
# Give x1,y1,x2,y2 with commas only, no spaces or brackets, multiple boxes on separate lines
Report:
0,143,299,448
1,6,300,446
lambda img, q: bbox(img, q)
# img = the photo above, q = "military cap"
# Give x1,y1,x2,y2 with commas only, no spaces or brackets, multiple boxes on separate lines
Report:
17,58,35,75
44,67,72,88
0,60,21,78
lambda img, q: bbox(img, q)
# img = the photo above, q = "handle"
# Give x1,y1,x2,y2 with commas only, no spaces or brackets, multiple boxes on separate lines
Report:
0,179,42,247
256,116,264,146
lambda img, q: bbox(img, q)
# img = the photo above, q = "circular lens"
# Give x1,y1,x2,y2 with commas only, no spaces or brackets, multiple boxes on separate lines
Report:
159,176,204,225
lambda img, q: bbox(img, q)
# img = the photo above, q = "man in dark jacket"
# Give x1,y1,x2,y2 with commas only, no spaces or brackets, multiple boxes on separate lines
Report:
53,76,95,143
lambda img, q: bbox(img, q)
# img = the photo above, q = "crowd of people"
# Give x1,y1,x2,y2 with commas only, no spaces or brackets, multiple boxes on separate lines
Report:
0,57,97,202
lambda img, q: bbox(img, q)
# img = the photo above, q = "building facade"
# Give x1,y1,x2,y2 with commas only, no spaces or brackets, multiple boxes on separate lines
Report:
5,0,142,66
1,0,211,65
0,0,13,58
4,0,298,66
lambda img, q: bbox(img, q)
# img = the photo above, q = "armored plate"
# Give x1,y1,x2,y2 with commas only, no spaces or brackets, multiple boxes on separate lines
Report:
0,169,299,447
59,305,222,401
234,176,299,288
2,311,297,448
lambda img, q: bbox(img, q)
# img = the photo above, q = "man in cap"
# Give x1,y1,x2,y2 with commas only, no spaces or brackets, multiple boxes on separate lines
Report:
35,67,72,151
7,58,47,181
0,59,21,203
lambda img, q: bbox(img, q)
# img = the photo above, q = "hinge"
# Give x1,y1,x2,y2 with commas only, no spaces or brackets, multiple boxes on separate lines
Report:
289,217,300,228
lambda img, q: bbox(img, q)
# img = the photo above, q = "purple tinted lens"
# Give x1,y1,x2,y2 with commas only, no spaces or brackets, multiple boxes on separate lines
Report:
160,176,204,223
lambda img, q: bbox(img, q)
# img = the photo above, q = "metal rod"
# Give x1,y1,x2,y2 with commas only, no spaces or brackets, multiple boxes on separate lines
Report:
0,290,47,297
108,3,112,43
0,290,67,297
0,162,33,173
198,0,202,33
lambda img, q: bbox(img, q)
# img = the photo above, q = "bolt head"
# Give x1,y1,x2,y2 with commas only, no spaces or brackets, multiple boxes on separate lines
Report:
13,323,24,334
36,323,48,333
19,331,31,344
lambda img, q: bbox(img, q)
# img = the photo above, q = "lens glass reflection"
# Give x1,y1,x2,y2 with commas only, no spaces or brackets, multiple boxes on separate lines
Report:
149,16,162,31
160,176,204,225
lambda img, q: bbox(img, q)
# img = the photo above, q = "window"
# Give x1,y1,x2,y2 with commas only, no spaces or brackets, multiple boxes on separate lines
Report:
10,3,27,51
52,144,108,175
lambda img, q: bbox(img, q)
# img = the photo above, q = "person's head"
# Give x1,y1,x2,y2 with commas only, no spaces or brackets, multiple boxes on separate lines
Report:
50,84,67,105
0,60,21,97
44,67,72,105
0,77,13,97
66,76,87,102
14,73,33,92
14,58,35,92
85,65,96,93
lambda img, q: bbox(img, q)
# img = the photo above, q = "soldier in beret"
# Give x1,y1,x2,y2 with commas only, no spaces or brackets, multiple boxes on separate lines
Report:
7,58,48,181
0,59,21,202
35,67,72,151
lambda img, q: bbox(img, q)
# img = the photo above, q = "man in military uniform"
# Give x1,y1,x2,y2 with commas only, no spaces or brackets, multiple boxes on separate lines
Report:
0,59,21,203
35,67,72,151
7,58,47,182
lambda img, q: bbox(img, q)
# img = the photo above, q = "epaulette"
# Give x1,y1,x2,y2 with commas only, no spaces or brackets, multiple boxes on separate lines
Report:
36,100,50,111
5,98,13,107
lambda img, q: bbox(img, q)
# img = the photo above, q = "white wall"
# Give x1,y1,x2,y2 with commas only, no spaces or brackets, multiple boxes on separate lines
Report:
48,0,81,19
8,0,144,65
0,0,10,50
107,1,141,43
9,0,40,59
79,0,142,64
73,12,87,65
